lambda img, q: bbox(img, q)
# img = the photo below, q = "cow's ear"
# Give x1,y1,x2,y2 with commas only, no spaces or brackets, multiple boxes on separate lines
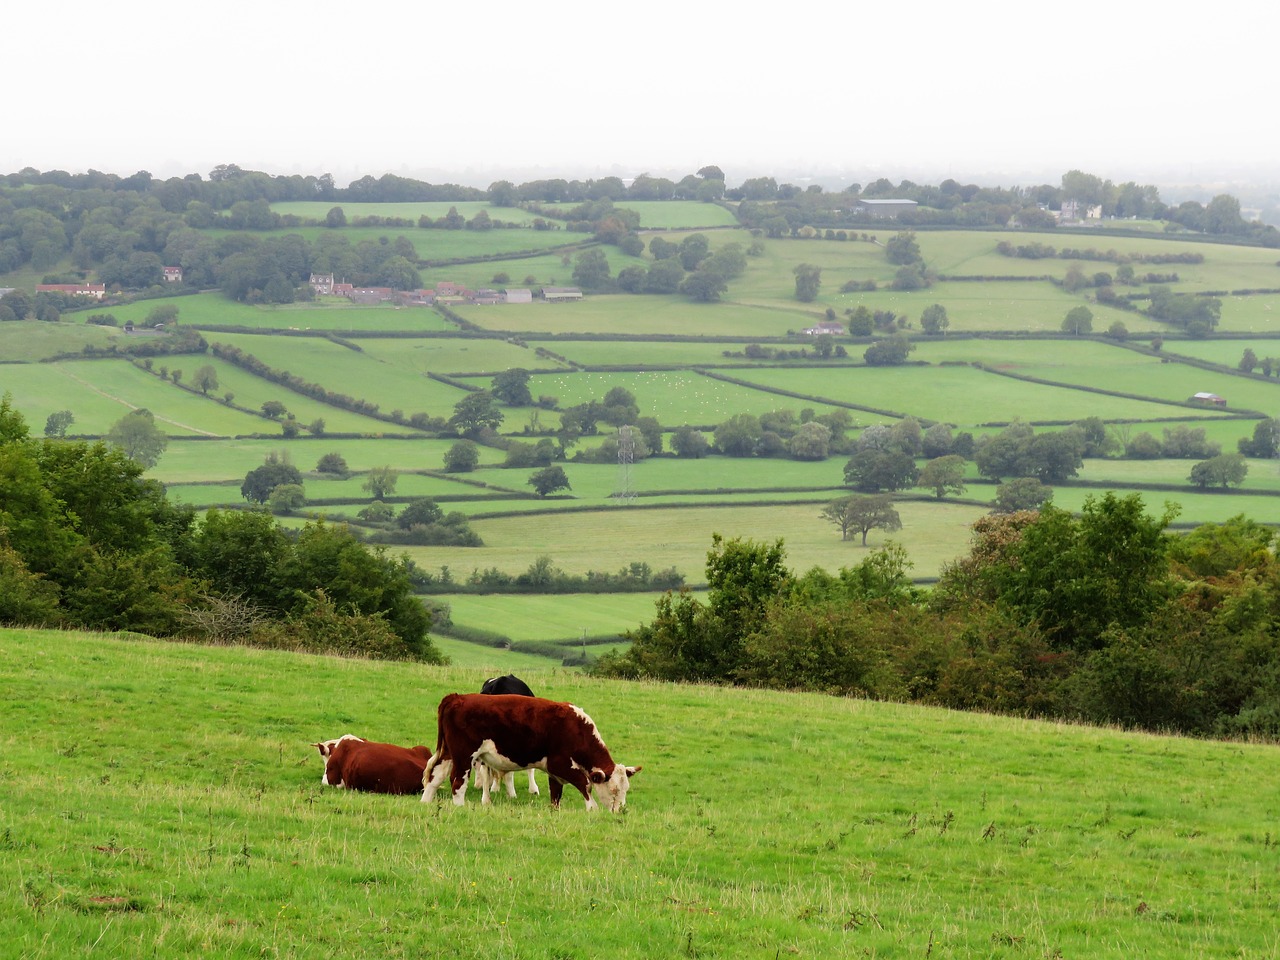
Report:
590,767,608,784
313,742,327,757
625,765,642,778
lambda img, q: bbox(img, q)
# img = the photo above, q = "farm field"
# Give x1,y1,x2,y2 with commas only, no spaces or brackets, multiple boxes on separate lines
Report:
728,364,1211,424
9,204,1280,649
396,500,991,584
3,628,1277,959
435,592,669,642
204,223,576,262
270,200,544,225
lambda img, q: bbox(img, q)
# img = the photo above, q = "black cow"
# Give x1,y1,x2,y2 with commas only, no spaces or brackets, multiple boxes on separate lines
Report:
475,674,539,798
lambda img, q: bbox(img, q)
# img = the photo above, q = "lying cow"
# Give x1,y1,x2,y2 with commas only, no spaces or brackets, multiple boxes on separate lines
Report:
475,674,540,800
422,693,640,811
313,736,432,794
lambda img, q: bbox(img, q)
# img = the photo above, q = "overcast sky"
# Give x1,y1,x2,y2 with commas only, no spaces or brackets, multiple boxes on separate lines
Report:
9,1,1278,192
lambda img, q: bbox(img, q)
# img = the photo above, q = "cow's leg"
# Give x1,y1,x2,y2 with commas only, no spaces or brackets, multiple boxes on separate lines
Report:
526,769,540,795
422,755,451,803
503,771,517,798
450,748,473,806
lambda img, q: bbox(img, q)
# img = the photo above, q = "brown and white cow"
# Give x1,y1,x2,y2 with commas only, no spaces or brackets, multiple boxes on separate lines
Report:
474,674,540,800
422,693,640,811
315,736,432,794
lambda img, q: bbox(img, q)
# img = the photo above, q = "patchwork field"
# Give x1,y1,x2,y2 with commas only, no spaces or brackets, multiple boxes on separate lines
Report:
6,206,1280,652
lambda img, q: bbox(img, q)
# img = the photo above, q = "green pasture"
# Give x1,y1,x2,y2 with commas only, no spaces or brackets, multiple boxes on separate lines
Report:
396,500,991,583
152,353,393,433
522,369,849,425
429,632,569,670
910,338,1280,413
419,252,596,292
435,592,671,642
153,437,509,484
351,336,568,376
1210,294,1280,334
726,364,1210,425
1076,454,1280,493
104,292,459,334
201,332,476,419
270,200,543,226
546,338,779,367
0,319,123,361
3,359,269,437
5,629,1276,959
1049,485,1280,526
1165,337,1280,367
455,295,813,338
841,281,1153,334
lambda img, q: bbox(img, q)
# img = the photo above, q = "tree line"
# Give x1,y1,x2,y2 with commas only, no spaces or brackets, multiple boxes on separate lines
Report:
0,395,441,662
594,500,1280,739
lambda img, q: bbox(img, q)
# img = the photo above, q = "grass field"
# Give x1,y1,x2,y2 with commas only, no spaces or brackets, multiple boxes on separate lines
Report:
3,628,1277,959
434,592,669,642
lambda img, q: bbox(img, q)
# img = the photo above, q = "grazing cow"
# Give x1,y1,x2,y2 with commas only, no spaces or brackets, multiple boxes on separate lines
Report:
316,736,432,794
475,675,540,799
422,693,640,811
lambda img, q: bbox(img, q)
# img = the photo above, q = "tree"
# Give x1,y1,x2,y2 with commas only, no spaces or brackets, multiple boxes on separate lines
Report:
448,391,504,437
261,400,288,419
241,455,303,504
106,409,168,468
671,426,711,458
1189,453,1248,489
678,234,710,271
920,303,950,335
993,477,1052,513
443,439,480,472
528,466,570,497
843,449,918,493
793,263,822,302
788,422,831,461
1238,419,1280,458
1062,305,1093,335
315,452,349,476
885,231,921,265
397,498,444,529
193,364,219,395
572,249,611,290
917,455,967,499
1239,348,1260,373
268,483,305,514
822,494,902,545
491,368,533,406
43,410,74,438
715,414,762,457
363,466,399,500
679,270,727,302
325,206,347,227
863,335,915,366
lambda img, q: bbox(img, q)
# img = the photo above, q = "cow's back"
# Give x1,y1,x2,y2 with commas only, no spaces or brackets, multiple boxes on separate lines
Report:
326,738,430,794
441,693,604,768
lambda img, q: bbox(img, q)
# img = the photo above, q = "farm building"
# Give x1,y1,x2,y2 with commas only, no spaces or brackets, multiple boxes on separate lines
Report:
856,199,917,218
1191,392,1227,407
803,320,845,336
505,288,533,304
35,283,106,300
542,286,583,301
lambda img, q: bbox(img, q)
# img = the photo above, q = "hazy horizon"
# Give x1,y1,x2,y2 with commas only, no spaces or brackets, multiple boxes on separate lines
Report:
10,0,1278,204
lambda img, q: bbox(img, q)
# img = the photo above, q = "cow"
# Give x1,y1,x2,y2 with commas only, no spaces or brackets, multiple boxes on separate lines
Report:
475,674,540,800
315,736,432,794
422,693,640,811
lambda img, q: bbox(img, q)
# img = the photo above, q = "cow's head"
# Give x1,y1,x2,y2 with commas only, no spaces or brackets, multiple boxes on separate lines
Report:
589,763,642,812
313,734,364,760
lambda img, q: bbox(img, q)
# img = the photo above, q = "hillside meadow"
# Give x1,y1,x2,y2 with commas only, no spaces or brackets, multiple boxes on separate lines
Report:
2,628,1277,959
